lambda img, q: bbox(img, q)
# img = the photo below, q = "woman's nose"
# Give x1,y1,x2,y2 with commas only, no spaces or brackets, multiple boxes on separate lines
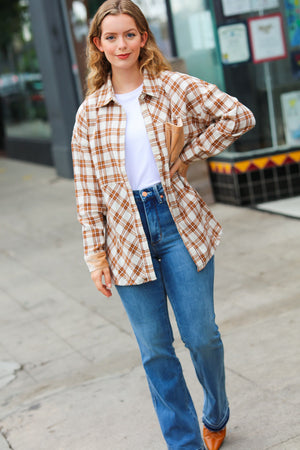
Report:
118,36,127,49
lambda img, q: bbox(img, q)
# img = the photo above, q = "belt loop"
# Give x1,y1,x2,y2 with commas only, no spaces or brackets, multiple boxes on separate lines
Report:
154,184,163,203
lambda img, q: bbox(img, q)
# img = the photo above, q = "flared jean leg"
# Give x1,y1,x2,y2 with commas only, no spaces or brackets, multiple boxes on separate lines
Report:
116,264,204,450
160,254,229,432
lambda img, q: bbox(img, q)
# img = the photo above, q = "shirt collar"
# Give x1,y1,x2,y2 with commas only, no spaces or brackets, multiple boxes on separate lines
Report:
96,75,115,107
141,70,162,99
96,69,163,108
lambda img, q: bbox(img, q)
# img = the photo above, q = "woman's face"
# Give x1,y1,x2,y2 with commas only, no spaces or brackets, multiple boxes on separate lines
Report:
93,13,148,74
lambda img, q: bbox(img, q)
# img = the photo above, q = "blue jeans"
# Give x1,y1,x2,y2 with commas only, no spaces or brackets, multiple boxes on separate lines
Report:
116,183,229,450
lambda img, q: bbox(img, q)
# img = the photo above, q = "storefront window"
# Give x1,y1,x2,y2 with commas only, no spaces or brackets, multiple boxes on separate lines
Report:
213,0,300,153
0,0,51,141
135,0,173,57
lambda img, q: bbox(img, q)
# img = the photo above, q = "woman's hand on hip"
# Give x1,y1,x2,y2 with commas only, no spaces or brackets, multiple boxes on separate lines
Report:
91,267,112,298
170,157,182,178
170,157,189,179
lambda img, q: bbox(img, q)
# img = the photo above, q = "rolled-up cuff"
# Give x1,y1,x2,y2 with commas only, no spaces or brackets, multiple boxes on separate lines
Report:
86,251,109,272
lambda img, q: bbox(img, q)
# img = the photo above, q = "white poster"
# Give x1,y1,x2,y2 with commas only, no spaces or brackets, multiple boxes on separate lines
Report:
251,0,279,10
222,0,279,17
218,23,250,64
248,14,287,63
281,91,300,145
222,0,252,16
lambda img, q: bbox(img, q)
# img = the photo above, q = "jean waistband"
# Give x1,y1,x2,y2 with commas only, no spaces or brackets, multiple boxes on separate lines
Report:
133,183,165,203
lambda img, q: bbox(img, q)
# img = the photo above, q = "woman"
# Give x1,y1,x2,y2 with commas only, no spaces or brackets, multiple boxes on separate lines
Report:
72,1,255,448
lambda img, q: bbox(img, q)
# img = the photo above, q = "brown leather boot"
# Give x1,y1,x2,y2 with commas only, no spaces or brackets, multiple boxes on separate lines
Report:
203,426,226,450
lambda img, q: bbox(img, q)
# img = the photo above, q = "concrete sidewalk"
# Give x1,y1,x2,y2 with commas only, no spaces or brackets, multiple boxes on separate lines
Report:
0,157,299,450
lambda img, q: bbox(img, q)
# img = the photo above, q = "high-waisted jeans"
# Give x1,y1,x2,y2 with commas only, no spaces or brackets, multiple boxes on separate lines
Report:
116,183,229,450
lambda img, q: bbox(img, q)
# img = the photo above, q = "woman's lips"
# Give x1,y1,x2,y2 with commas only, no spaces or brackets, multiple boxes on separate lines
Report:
116,53,131,59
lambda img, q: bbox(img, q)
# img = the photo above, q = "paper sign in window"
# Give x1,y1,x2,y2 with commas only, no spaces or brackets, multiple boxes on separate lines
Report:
222,0,279,17
218,23,250,64
248,13,287,63
281,91,300,145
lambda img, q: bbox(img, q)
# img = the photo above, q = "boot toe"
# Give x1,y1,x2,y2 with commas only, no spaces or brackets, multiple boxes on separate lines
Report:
203,426,226,450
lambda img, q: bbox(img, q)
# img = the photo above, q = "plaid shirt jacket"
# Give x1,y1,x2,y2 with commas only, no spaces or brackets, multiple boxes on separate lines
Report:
72,70,255,285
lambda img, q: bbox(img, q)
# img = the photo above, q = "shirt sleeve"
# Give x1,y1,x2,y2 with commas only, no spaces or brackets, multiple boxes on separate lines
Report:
179,79,256,163
71,103,109,272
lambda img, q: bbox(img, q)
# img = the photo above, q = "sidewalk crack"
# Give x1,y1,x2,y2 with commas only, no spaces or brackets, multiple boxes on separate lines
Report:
264,433,300,449
0,429,14,449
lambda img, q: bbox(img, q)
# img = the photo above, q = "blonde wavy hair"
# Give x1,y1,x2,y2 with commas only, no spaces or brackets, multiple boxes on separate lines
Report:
86,0,171,96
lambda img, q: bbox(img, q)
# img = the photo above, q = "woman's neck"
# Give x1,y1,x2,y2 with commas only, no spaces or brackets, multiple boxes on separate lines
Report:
112,67,143,94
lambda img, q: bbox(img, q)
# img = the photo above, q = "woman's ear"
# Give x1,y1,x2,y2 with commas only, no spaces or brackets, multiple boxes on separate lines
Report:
140,31,148,48
93,37,103,52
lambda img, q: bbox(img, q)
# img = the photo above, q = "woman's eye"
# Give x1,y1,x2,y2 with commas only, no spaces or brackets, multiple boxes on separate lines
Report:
127,33,136,38
106,35,115,41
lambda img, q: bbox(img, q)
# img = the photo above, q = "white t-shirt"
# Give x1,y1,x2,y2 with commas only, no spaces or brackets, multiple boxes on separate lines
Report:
115,85,161,190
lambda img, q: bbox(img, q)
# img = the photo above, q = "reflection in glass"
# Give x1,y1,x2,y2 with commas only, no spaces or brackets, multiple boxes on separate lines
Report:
135,0,172,57
0,0,51,140
170,0,224,88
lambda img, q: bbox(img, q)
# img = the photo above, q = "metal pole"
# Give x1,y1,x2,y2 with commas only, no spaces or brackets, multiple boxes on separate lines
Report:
28,0,80,178
165,0,178,57
258,6,278,148
59,0,83,102
263,61,278,148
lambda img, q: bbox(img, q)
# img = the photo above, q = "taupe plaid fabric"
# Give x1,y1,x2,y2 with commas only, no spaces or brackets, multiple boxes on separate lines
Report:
72,70,255,285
